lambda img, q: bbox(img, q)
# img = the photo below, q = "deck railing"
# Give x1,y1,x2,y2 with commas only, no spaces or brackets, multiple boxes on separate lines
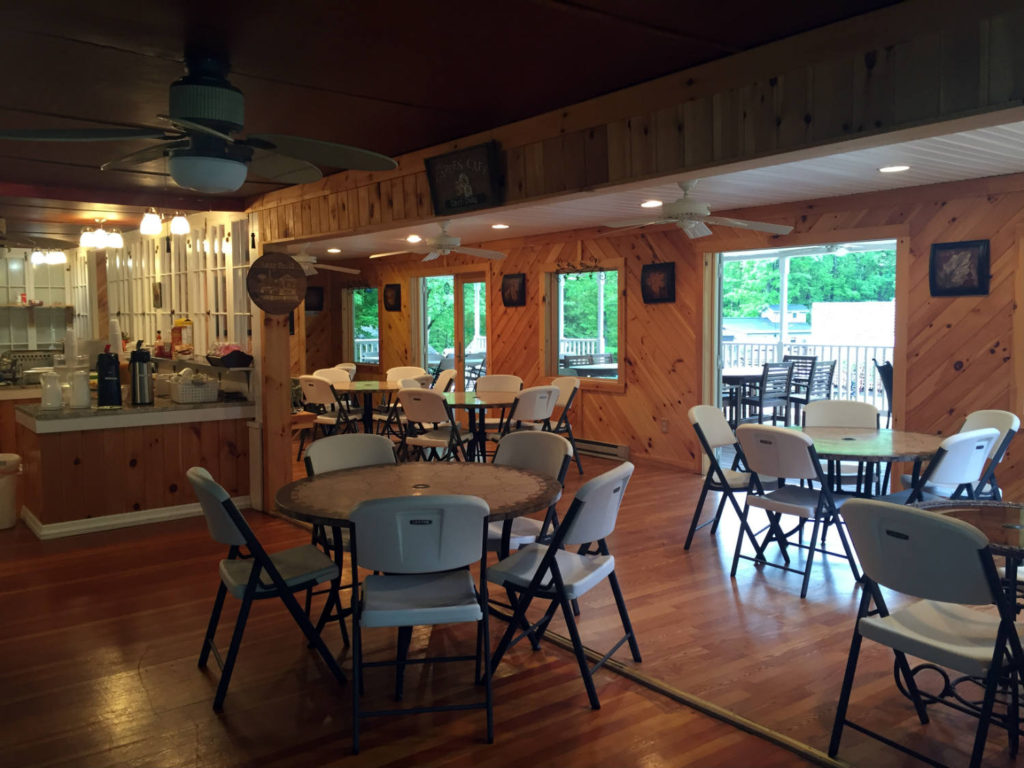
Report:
722,342,894,413
354,338,379,362
560,338,600,355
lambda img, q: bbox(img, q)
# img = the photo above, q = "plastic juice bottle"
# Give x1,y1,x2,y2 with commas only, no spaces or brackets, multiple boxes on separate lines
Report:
154,330,165,358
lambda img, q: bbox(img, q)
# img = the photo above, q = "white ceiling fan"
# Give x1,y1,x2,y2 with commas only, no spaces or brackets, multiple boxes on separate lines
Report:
0,49,396,194
607,180,793,239
292,251,360,276
370,220,506,262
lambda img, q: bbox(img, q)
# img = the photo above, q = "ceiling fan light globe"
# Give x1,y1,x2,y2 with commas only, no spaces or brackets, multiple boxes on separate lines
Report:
168,155,247,193
140,211,162,236
169,214,190,235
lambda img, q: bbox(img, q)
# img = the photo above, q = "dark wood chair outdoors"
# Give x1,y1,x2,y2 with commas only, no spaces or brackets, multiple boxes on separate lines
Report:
740,362,794,426
788,359,836,422
873,358,894,427
783,354,816,401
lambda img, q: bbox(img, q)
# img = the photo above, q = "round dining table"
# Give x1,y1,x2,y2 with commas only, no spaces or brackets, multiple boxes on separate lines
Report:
445,391,519,461
331,380,401,433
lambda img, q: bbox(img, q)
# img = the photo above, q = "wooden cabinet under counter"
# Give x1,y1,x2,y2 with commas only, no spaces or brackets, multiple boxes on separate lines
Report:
15,397,255,539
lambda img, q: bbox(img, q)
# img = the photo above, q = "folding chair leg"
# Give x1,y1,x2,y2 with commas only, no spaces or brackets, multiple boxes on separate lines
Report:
684,476,713,550
607,571,641,662
198,582,228,668
394,625,412,700
277,588,347,686
352,619,362,755
970,646,1006,768
213,592,254,711
799,517,821,598
558,592,600,709
828,628,863,757
893,651,929,725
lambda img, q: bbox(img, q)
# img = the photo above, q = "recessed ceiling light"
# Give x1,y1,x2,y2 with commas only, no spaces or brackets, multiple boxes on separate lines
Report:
406,234,422,244
491,223,510,230
326,247,341,254
640,200,663,208
878,165,910,173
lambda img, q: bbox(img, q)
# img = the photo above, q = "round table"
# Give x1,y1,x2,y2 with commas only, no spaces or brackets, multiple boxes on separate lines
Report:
917,500,1024,560
332,380,400,433
276,461,562,526
445,391,519,461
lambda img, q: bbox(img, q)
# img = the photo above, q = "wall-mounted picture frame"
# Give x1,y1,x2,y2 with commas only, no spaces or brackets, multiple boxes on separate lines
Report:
424,141,503,216
304,285,324,312
501,273,526,307
383,283,402,311
152,282,163,309
641,262,675,304
929,239,990,297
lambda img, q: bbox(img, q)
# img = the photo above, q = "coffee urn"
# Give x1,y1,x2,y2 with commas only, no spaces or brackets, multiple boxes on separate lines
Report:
130,341,154,406
96,348,122,409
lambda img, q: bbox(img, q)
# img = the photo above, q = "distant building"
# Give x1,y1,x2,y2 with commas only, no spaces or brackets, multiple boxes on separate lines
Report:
809,301,894,345
762,304,809,324
722,306,812,344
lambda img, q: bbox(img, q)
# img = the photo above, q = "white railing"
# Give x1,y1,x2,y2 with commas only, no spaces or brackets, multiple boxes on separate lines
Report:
560,338,600,355
355,338,379,362
722,342,894,413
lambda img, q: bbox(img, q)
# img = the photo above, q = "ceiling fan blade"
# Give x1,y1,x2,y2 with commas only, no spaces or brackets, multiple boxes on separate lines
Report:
703,216,793,235
681,220,713,239
248,150,322,184
457,247,506,260
101,139,188,170
247,134,397,171
369,251,407,259
0,127,169,142
421,250,441,262
157,114,235,143
605,218,668,229
0,234,76,250
315,264,361,275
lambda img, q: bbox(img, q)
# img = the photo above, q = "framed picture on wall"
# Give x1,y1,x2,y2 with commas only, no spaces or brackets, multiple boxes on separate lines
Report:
640,262,675,304
152,282,163,309
501,273,526,307
383,283,402,311
929,239,990,296
424,141,503,215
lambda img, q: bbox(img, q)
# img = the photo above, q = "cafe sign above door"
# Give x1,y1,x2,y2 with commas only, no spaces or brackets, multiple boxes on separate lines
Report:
246,252,308,314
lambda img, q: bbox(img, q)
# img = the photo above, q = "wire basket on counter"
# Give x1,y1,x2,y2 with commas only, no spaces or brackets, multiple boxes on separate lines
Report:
169,379,220,403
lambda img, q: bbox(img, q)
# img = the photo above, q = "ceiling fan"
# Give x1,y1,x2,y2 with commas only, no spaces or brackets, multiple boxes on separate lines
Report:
370,221,506,262
0,49,397,194
607,180,793,239
0,218,76,251
292,252,360,276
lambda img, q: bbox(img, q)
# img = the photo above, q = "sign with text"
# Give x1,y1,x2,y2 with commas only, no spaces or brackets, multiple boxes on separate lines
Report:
424,141,503,215
246,252,308,315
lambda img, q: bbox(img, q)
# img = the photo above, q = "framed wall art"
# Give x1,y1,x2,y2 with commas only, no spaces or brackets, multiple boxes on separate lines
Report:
500,273,526,307
929,239,990,297
383,283,402,311
640,262,675,304
424,141,503,215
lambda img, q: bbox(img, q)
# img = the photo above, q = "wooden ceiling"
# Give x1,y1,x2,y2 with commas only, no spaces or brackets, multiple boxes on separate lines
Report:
0,0,902,246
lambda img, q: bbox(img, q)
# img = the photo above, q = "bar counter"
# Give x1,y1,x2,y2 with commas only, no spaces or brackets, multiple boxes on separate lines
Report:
15,395,254,539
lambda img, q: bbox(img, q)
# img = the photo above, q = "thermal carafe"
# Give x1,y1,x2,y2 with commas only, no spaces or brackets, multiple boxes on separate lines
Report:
96,351,122,409
129,342,153,406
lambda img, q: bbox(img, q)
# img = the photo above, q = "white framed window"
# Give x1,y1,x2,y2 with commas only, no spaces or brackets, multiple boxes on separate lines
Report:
549,266,624,385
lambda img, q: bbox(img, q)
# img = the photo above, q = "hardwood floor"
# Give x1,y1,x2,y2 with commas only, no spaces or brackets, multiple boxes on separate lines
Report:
0,449,1012,767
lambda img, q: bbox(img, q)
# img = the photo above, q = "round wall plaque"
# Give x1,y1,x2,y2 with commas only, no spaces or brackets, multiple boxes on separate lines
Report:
246,252,308,314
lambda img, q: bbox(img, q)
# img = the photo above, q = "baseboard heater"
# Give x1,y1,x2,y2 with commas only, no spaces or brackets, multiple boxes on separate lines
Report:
575,438,630,460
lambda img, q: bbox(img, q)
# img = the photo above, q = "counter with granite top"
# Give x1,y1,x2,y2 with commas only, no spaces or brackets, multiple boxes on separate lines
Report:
16,396,255,434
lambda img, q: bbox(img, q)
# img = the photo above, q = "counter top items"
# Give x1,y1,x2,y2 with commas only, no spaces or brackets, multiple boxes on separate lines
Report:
96,349,122,409
169,370,219,403
206,349,253,368
39,371,62,410
69,369,90,409
130,341,154,406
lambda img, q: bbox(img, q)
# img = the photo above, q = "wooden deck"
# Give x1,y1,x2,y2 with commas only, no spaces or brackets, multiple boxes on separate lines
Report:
0,451,1010,766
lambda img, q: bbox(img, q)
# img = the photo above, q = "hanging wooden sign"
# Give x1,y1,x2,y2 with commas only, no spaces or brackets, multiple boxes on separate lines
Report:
246,252,307,314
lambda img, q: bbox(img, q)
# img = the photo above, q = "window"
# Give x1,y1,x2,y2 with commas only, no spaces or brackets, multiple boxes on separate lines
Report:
351,287,379,364
551,268,622,383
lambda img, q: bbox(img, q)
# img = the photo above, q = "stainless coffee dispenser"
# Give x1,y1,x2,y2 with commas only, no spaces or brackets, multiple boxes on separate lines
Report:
130,341,153,406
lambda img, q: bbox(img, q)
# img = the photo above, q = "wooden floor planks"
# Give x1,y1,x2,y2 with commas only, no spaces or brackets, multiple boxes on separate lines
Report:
0,450,1014,767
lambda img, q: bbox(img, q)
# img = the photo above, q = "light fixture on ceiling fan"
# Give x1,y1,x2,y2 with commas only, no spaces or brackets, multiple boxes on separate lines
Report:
370,220,506,261
0,49,397,194
80,220,124,249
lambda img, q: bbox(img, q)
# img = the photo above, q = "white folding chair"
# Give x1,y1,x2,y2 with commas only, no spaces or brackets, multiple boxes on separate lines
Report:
496,384,559,437
188,467,345,711
546,376,583,474
298,374,358,437
902,411,1019,500
398,388,469,461
349,494,492,754
685,405,754,550
830,499,1024,768
733,424,860,598
335,362,357,378
488,461,641,709
486,431,573,554
880,427,1000,504
433,367,457,392
803,399,880,494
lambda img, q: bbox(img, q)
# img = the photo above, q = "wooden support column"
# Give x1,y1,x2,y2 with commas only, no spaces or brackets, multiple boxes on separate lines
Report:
261,311,291,511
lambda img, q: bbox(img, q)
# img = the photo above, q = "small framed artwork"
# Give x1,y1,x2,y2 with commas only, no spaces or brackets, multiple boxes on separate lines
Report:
383,283,402,312
152,282,163,309
501,273,526,307
641,262,675,304
929,239,990,297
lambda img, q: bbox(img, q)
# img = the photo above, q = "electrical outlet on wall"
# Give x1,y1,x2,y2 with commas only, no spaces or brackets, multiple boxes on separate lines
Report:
660,418,669,433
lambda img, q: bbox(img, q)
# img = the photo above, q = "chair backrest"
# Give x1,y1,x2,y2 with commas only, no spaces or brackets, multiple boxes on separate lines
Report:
873,359,894,405
962,409,1020,460
298,374,339,409
550,376,580,408
925,427,1000,486
386,365,427,383
399,377,428,389
475,374,523,396
494,431,573,482
509,385,559,423
782,355,816,387
335,362,357,377
187,466,248,547
759,362,793,404
807,360,836,400
350,494,489,573
313,367,351,386
304,433,396,476
560,461,635,546
842,499,994,605
433,368,457,392
688,405,737,451
398,387,451,424
737,423,819,481
802,399,878,428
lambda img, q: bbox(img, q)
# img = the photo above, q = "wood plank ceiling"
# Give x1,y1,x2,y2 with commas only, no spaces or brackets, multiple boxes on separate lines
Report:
0,0,901,246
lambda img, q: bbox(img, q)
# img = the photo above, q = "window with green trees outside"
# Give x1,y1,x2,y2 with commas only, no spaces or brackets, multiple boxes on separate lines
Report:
352,287,379,363
554,269,620,380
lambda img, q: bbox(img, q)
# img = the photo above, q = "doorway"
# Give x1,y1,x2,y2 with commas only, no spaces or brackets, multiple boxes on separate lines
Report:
420,272,487,389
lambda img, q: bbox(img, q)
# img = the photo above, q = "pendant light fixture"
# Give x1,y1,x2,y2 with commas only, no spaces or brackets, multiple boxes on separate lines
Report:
170,213,189,235
140,208,162,236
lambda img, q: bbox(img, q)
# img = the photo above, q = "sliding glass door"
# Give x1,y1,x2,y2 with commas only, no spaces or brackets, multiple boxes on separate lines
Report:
420,272,486,389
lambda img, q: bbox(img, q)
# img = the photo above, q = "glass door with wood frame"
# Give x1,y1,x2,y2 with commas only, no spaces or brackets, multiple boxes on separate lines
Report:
420,273,487,390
